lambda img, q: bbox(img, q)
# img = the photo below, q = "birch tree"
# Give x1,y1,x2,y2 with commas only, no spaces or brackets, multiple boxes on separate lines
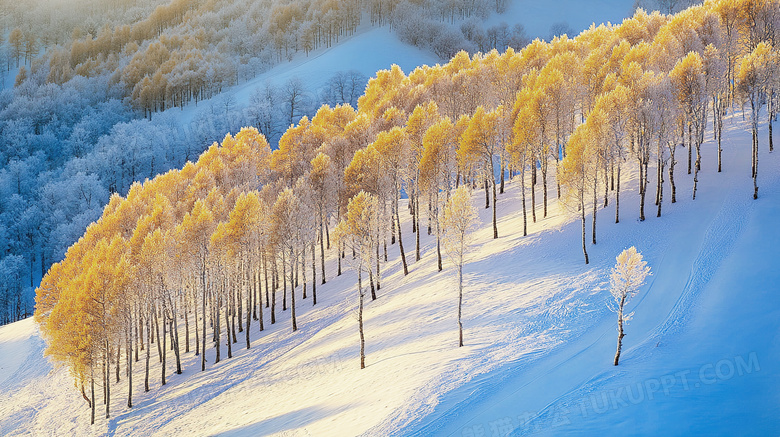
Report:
440,186,478,347
610,246,651,366
737,42,775,200
333,191,378,369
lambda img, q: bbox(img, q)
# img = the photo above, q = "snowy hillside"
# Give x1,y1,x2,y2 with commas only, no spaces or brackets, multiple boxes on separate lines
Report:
1,111,778,436
164,0,637,134
7,1,780,436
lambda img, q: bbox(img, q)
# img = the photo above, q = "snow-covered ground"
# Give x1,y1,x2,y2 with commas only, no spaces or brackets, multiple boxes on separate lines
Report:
403,113,780,436
1,109,778,436
165,23,441,129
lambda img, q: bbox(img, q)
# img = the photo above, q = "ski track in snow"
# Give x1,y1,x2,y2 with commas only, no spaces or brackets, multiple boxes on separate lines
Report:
650,190,751,340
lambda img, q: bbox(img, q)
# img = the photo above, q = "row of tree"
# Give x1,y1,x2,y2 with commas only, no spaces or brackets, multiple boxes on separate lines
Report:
22,0,507,116
0,0,515,324
36,0,778,423
0,65,366,326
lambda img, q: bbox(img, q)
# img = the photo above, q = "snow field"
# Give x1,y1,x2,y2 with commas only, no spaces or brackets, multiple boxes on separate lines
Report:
3,110,776,436
403,111,780,436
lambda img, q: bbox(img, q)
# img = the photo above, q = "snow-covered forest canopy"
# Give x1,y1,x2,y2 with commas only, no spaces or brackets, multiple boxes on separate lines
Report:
0,0,549,325
30,0,780,424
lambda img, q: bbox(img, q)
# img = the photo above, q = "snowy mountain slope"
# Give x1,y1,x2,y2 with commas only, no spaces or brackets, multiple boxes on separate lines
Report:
0,110,777,436
167,0,637,131
398,114,780,436
164,23,441,129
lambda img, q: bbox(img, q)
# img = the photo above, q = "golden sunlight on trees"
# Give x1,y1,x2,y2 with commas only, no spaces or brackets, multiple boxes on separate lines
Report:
34,1,780,422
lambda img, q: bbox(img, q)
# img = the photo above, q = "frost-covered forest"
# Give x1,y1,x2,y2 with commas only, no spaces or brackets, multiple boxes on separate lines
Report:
30,0,780,425
0,0,536,324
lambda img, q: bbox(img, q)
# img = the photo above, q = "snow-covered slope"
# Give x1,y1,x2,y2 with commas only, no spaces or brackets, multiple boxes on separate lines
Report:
1,110,778,436
166,23,442,129
401,114,780,436
166,0,637,130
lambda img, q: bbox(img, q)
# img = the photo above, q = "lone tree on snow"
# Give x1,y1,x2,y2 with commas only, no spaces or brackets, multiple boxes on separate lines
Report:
610,247,651,366
440,186,479,347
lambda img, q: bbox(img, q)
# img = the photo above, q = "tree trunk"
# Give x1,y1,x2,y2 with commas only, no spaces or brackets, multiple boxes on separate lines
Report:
390,202,396,244
264,255,270,309
358,268,365,369
282,252,287,311
126,328,132,408
458,262,464,347
769,98,774,152
693,151,699,201
136,311,141,362
320,220,327,284
290,250,297,332
753,123,759,200
615,164,621,224
215,294,221,364
172,314,181,375
201,262,207,372
302,247,307,299
225,297,232,359
145,317,150,391
437,236,443,272
687,121,692,175
484,177,490,209
154,305,162,363
581,195,589,264
427,198,432,236
669,146,677,204
531,161,537,222
105,340,110,419
161,311,167,385
500,158,505,194
521,165,527,236
375,242,381,292
610,160,615,191
542,157,548,218
396,195,409,275
604,161,610,208
312,242,318,305
271,259,276,324
194,297,200,356
337,241,342,276
246,263,252,349
718,107,723,172
184,302,190,354
116,341,120,383
237,269,243,333
257,268,264,331
91,376,95,425
492,176,498,239
752,121,756,178
326,219,331,249
415,189,421,262
253,264,259,321
591,177,598,245
657,155,664,218
614,294,626,366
